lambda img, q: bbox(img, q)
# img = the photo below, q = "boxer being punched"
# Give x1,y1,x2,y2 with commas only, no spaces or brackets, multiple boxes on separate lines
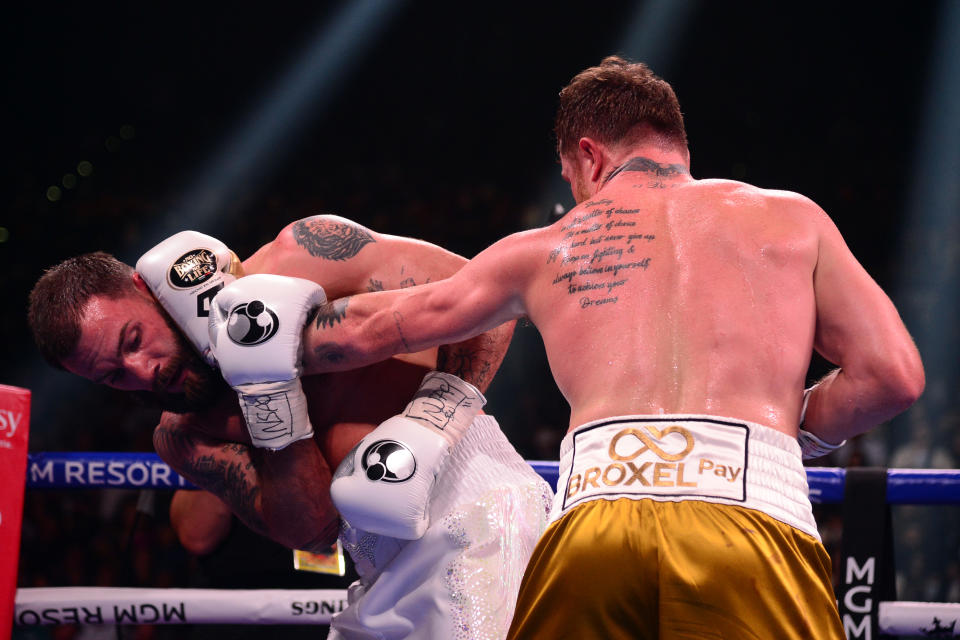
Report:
28,216,553,640
280,58,925,638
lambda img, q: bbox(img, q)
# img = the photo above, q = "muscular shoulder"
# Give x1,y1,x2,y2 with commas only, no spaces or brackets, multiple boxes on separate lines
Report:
468,226,549,286
241,214,469,298
239,215,382,297
692,179,828,224
282,215,379,261
245,215,378,268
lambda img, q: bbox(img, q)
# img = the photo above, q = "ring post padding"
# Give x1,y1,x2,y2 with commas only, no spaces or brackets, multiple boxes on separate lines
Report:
0,385,31,638
837,467,897,640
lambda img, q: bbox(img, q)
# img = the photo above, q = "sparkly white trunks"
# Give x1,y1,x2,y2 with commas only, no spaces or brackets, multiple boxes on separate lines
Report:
328,415,553,640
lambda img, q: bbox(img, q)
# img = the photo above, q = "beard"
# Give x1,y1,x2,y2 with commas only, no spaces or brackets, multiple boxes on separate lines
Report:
130,310,230,414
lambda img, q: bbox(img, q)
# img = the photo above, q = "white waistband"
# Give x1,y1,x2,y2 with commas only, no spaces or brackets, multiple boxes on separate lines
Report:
551,414,819,540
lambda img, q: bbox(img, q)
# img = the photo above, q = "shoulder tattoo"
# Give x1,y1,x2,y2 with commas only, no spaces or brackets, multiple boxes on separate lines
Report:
293,218,375,261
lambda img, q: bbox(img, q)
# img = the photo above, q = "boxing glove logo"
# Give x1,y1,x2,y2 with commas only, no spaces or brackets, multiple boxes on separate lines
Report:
168,248,218,288
361,440,416,483
226,300,280,346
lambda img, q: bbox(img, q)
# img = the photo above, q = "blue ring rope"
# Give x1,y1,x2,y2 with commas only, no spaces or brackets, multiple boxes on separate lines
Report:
24,452,960,504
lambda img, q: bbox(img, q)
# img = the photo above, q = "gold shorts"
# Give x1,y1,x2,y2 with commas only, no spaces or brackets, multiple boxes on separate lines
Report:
507,497,844,639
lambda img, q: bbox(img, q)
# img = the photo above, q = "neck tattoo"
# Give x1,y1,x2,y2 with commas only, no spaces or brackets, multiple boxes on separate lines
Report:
602,156,688,187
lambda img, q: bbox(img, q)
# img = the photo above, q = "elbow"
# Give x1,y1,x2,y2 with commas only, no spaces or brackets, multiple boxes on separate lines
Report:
879,346,926,414
176,527,226,556
897,356,926,411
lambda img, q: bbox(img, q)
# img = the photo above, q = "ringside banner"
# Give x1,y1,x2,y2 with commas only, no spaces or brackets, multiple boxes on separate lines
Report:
0,385,31,638
26,452,195,489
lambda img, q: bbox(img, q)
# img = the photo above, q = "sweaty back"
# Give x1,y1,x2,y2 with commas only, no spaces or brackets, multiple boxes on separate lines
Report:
525,170,820,434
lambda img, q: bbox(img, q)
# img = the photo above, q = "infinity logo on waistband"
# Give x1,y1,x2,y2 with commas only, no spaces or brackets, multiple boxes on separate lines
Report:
608,426,695,462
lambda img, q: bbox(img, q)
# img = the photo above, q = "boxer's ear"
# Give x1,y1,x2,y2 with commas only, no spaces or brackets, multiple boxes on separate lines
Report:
131,271,153,298
577,137,605,183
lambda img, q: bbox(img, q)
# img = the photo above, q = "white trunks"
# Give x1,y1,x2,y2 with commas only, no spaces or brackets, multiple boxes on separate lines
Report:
549,414,819,540
329,415,553,640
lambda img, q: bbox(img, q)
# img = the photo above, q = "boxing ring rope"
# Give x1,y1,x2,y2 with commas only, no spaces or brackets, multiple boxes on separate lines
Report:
16,587,348,626
15,452,960,635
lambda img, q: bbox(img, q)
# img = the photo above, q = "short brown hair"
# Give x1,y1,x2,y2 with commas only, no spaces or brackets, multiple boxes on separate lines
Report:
555,56,687,156
28,252,134,369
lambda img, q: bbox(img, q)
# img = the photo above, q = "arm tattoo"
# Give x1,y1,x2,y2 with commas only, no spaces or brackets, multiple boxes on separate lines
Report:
188,448,264,533
311,341,348,365
312,297,350,329
436,346,493,388
153,420,266,535
293,218,375,261
367,278,384,292
393,311,412,352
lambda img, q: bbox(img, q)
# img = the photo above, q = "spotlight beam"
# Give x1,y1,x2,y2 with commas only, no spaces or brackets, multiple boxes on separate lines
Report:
143,0,406,251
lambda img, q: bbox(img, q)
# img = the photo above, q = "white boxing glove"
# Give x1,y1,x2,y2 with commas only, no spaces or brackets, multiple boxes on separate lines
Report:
136,231,243,366
797,384,846,460
330,371,486,539
208,274,327,450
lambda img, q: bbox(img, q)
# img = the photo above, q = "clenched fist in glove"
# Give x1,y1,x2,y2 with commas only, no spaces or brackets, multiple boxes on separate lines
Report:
331,371,486,539
208,274,327,450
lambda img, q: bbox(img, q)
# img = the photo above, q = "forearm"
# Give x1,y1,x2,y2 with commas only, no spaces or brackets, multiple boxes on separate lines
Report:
253,440,339,551
802,365,924,442
154,420,338,551
303,276,520,380
154,423,271,538
303,288,456,375
436,320,515,392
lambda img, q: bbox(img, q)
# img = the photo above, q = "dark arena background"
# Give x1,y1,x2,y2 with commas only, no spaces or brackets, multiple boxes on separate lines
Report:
3,1,959,638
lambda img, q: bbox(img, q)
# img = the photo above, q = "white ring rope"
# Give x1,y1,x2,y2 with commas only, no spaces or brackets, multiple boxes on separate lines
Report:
15,587,348,626
14,587,960,631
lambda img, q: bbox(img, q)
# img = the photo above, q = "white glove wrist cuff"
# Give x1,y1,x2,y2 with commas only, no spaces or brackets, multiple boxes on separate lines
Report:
799,385,816,427
797,383,844,459
235,379,314,450
403,371,486,446
797,428,845,460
